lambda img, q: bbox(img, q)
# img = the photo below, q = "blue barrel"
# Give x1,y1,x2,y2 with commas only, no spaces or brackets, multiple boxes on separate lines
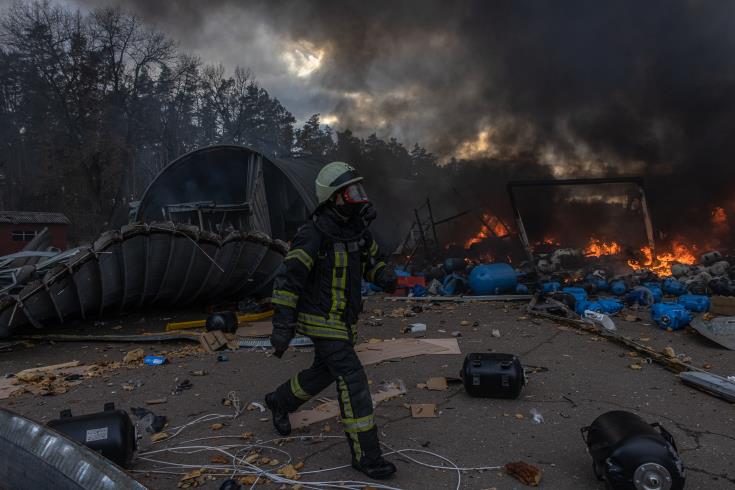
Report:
586,274,609,291
542,281,561,293
662,278,687,296
610,280,627,296
597,298,624,314
651,303,692,330
516,283,530,294
469,263,518,295
576,298,623,315
626,287,654,306
677,294,710,312
642,282,662,302
562,287,588,304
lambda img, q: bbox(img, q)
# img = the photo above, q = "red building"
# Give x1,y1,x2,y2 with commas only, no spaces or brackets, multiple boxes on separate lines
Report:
0,211,70,255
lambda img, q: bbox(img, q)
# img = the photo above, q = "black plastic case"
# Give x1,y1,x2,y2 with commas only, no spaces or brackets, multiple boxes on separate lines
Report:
460,353,526,398
47,402,136,467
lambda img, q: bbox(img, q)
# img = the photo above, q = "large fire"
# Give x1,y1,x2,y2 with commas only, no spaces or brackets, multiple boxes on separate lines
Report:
627,242,697,275
584,238,621,257
464,213,510,249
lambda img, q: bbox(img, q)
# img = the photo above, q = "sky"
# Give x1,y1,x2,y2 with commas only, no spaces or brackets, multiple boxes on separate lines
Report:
4,0,735,174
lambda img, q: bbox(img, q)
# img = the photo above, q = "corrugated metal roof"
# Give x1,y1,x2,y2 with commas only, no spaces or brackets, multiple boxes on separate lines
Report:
0,211,70,225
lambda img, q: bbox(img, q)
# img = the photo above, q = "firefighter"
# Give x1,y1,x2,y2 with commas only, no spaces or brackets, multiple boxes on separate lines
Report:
264,162,398,480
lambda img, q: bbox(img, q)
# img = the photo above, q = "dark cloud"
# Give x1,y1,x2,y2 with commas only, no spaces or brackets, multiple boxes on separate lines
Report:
58,0,735,244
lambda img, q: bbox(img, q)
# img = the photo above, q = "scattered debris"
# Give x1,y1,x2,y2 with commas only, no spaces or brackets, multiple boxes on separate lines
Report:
402,323,427,335
425,377,448,391
505,461,542,486
151,432,169,443
210,423,224,431
491,329,501,338
530,408,544,424
143,355,167,366
123,348,145,364
190,370,207,376
131,407,167,433
145,398,168,405
410,404,437,418
200,331,229,352
172,379,193,395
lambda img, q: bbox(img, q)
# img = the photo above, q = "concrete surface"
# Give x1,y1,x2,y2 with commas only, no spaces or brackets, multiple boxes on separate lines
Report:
0,297,733,489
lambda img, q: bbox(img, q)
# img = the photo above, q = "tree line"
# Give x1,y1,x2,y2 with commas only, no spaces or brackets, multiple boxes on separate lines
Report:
0,1,441,241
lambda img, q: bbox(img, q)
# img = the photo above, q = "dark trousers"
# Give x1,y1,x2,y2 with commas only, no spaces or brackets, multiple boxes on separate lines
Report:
274,339,381,463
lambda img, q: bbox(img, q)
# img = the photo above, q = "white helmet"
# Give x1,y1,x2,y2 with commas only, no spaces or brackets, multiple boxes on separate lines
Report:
315,161,364,205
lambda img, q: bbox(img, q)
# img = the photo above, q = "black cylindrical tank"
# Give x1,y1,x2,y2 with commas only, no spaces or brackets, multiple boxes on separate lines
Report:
581,411,685,490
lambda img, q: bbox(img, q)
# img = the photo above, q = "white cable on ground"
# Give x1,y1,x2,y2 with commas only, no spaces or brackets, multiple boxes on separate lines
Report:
135,433,507,490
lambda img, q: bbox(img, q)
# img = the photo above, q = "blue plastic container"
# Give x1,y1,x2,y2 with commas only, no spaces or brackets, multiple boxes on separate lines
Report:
443,273,468,296
562,287,588,304
677,294,710,313
576,298,624,315
651,303,692,330
542,282,561,293
596,298,624,314
641,282,663,302
144,355,167,366
586,275,609,291
662,278,687,297
610,280,627,296
625,287,655,307
411,285,428,297
516,283,530,294
469,263,518,295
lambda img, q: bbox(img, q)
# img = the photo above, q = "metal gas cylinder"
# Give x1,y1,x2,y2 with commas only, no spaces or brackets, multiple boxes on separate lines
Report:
581,411,685,490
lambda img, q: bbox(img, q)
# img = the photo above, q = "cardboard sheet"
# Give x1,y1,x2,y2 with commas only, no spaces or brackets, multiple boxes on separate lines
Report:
289,386,404,429
355,338,461,365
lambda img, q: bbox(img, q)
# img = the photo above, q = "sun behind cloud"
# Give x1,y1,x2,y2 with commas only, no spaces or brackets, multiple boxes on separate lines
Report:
281,40,324,78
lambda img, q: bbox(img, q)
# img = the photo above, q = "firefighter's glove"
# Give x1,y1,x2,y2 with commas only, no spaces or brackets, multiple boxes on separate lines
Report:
359,202,377,224
375,267,397,293
270,322,295,358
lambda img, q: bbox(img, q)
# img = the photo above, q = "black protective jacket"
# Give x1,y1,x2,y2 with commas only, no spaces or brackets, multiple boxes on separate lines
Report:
271,207,389,342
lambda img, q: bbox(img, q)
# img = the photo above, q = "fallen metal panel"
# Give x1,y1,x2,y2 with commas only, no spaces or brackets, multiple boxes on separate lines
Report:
680,371,735,403
0,223,287,338
0,408,147,489
690,315,735,350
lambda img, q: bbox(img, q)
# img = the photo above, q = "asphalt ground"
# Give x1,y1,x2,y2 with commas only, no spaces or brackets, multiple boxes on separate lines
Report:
0,297,734,489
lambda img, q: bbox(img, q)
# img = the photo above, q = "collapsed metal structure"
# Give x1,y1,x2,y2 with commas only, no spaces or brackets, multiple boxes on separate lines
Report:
0,145,323,338
0,223,287,337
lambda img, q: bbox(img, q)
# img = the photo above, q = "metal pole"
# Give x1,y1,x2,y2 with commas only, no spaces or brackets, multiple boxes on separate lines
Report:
414,208,429,255
426,198,439,245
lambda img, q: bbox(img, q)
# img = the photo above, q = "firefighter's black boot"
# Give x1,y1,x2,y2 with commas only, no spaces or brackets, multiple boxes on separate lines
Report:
352,456,397,480
265,392,291,436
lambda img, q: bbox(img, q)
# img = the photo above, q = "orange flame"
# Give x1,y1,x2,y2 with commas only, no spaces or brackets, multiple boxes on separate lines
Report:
464,213,509,248
627,242,697,275
584,237,621,257
712,206,727,226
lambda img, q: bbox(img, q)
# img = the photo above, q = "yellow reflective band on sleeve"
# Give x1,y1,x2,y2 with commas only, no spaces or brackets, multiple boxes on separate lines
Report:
272,289,298,308
296,312,350,340
367,261,386,283
342,414,375,433
290,375,311,401
285,248,314,270
370,240,378,256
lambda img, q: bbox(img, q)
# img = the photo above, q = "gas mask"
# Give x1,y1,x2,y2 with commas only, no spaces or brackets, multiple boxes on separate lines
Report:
333,183,376,223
